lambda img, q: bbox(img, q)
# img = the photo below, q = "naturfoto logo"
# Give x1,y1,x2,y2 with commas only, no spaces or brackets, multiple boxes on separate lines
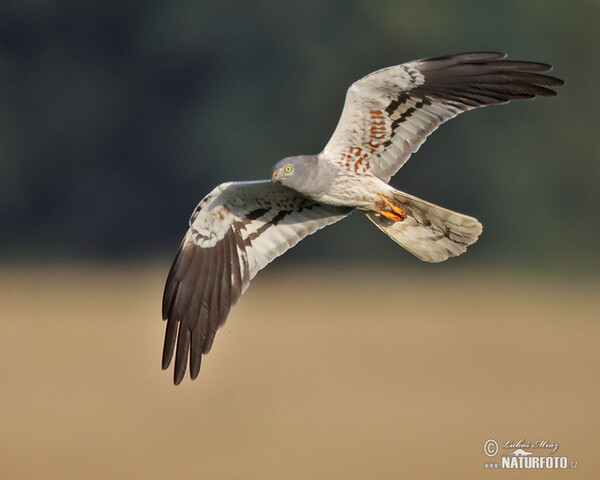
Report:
483,438,578,470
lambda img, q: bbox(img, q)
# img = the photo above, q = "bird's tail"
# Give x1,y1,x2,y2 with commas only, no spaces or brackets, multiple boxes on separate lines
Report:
366,190,483,263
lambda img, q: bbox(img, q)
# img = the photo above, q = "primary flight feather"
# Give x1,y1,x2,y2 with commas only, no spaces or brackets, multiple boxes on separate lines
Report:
162,52,563,384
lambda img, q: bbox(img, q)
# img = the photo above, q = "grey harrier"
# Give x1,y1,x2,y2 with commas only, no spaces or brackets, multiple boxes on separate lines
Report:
162,52,563,384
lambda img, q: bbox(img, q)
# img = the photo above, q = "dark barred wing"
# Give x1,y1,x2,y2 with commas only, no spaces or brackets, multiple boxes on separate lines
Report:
321,52,564,182
162,180,351,384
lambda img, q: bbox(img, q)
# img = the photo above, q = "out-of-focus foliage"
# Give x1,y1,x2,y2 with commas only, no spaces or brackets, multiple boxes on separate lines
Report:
0,0,597,269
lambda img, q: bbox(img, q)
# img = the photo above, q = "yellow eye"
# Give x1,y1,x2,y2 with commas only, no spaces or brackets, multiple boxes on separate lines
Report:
284,165,293,173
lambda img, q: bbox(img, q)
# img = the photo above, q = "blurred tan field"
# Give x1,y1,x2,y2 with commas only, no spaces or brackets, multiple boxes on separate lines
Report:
0,264,598,479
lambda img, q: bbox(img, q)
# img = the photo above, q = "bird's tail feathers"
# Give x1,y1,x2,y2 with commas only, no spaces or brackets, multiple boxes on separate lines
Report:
366,190,482,263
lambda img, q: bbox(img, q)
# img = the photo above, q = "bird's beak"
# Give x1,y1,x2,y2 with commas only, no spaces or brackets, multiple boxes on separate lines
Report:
271,170,279,183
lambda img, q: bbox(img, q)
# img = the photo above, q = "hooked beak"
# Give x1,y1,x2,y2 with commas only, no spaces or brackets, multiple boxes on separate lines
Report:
271,169,280,183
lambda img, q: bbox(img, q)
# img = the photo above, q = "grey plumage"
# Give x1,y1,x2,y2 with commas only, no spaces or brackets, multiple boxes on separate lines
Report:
271,155,338,199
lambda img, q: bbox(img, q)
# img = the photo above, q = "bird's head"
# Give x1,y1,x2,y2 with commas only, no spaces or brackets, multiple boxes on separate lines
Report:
271,155,328,197
271,159,296,184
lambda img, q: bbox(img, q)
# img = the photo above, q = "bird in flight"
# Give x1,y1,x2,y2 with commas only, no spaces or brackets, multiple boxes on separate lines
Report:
162,52,563,384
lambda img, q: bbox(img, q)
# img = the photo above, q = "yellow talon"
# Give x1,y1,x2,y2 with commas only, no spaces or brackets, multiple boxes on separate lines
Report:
375,209,405,222
376,194,407,221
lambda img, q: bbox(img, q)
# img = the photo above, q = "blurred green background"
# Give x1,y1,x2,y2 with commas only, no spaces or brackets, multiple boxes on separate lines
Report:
0,0,597,271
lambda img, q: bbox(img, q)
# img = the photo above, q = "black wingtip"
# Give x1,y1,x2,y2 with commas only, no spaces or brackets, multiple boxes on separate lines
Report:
173,353,187,385
173,364,187,385
190,366,201,381
161,356,171,371
427,51,507,63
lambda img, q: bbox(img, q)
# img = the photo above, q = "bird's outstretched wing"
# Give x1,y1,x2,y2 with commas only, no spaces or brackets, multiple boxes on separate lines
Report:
162,180,351,384
321,52,564,182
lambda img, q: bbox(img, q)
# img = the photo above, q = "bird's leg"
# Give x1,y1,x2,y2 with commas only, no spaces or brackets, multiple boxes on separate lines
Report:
375,194,407,222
